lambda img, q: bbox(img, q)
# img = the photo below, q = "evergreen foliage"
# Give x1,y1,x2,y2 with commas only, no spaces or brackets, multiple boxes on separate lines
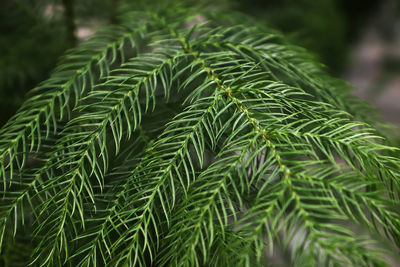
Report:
0,0,69,126
0,3,399,266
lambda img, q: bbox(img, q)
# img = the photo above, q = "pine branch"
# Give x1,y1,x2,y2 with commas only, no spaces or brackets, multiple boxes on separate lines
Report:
30,34,183,265
70,133,148,266
0,4,399,266
0,17,150,189
107,94,223,266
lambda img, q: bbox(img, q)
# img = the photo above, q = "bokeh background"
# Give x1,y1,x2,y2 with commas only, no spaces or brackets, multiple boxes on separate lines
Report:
1,0,399,132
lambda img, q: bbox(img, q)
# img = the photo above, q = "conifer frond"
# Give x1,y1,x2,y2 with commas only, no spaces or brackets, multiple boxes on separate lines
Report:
0,13,150,189
0,4,399,266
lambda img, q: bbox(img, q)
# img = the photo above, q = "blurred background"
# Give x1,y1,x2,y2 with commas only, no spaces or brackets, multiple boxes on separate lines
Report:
0,0,399,132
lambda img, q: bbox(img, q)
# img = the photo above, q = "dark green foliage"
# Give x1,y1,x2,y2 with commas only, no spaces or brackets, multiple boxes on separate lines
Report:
0,0,69,126
234,0,348,73
0,0,119,127
0,3,399,266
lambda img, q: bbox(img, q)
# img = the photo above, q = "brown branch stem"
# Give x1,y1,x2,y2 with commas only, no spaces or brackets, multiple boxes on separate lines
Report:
62,0,77,46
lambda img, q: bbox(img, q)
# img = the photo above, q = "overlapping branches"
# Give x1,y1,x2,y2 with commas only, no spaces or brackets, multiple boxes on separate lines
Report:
0,5,399,267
